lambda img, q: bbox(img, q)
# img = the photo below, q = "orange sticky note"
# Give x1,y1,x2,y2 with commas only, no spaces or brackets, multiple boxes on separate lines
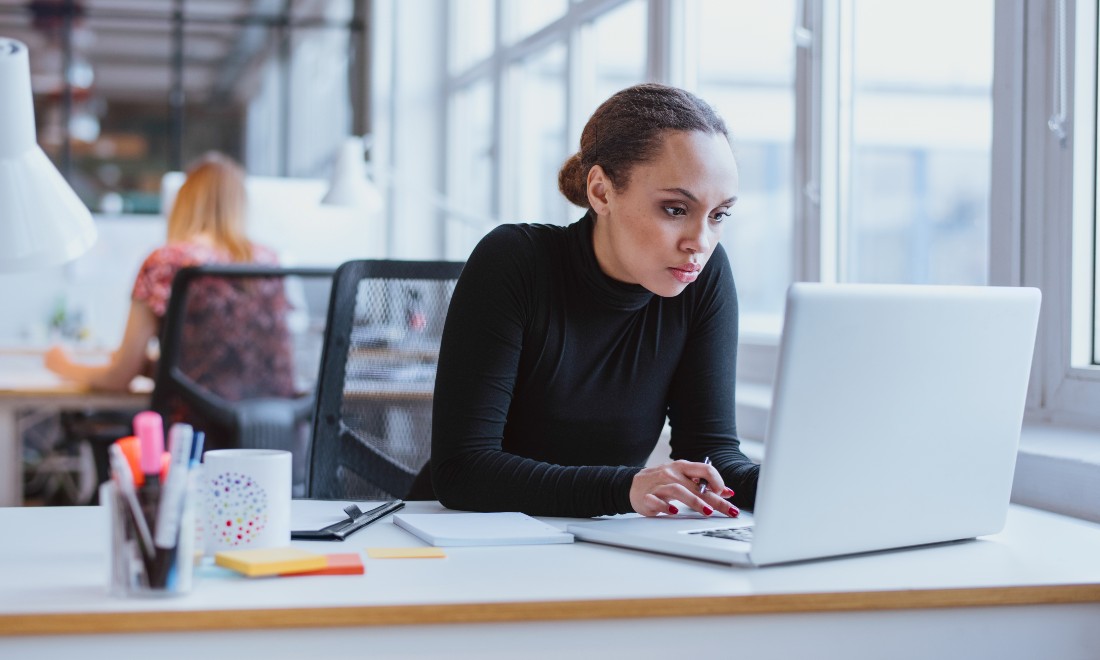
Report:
366,547,447,559
284,553,365,576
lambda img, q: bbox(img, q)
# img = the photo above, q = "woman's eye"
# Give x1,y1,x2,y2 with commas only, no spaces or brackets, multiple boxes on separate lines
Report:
711,210,732,223
663,206,688,217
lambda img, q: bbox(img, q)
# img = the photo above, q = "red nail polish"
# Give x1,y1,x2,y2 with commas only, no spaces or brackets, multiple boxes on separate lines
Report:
722,487,735,497
728,506,740,517
703,506,714,516
668,505,678,515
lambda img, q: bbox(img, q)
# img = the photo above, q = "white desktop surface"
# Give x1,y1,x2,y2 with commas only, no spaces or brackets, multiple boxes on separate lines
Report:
1,500,1100,659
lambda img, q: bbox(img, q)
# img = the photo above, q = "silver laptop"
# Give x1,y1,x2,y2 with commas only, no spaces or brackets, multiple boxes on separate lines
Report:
567,283,1041,566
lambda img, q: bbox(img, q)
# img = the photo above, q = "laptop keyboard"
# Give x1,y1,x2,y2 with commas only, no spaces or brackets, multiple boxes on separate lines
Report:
688,526,755,542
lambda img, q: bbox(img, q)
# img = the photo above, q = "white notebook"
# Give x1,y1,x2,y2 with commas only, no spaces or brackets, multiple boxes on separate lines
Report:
393,512,574,547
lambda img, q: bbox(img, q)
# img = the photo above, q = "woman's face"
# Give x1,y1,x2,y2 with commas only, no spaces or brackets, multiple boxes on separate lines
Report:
589,130,740,298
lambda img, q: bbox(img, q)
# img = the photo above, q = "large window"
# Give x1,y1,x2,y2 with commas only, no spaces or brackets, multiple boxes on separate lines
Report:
375,0,1100,433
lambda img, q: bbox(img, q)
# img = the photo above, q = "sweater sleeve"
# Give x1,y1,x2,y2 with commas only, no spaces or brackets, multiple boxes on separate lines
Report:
430,227,640,517
665,244,760,510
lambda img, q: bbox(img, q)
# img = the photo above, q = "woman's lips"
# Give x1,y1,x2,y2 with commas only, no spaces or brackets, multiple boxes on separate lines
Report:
669,264,701,284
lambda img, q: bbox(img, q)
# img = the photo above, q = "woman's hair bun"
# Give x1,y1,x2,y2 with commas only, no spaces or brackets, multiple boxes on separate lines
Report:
557,152,589,208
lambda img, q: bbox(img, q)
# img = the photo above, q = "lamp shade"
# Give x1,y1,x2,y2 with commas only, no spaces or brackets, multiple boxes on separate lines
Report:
0,38,96,273
321,136,383,211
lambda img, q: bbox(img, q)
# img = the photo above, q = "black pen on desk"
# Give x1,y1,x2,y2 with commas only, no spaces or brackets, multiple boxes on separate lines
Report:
698,456,712,496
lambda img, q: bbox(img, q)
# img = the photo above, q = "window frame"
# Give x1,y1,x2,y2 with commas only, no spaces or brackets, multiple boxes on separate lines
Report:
1017,0,1100,428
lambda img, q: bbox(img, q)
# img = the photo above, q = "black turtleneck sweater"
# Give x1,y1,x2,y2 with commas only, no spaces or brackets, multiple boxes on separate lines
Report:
431,213,760,517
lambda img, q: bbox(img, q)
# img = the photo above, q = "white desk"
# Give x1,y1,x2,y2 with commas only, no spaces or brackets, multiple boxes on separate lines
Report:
0,351,149,506
1,500,1099,659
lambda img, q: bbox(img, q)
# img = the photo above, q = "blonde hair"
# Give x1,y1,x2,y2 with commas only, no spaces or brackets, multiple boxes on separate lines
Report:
166,152,252,262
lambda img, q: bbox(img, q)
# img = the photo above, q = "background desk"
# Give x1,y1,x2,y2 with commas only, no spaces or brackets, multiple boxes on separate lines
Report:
0,350,149,506
1,501,1099,659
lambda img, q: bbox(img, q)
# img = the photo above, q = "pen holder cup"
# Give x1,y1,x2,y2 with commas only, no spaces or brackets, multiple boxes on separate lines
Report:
103,480,196,598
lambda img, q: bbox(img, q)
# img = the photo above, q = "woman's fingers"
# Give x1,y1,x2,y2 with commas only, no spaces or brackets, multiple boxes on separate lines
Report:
651,483,735,517
630,460,738,517
639,493,676,517
682,461,727,495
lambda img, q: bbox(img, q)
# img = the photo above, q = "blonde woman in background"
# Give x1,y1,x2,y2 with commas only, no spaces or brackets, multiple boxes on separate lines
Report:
45,151,281,392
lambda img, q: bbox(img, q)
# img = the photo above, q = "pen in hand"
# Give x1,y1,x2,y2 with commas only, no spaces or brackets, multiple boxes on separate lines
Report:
698,456,712,496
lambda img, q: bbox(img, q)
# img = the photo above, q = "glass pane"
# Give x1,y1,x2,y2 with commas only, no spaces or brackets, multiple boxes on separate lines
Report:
502,0,567,44
846,0,993,285
449,0,495,73
696,0,796,329
446,80,495,259
284,26,353,178
509,43,569,226
591,0,646,110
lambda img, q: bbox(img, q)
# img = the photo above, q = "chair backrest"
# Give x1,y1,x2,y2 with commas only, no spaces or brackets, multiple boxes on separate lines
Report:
151,265,335,495
307,259,464,500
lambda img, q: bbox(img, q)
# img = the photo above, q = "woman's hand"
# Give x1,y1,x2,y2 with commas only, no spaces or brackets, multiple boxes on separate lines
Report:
630,459,740,518
43,345,74,377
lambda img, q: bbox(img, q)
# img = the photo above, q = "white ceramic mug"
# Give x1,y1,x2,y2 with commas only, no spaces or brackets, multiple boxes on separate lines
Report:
202,449,292,555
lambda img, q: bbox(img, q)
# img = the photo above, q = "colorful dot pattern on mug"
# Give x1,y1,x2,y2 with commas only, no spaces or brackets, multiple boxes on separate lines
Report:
210,471,268,546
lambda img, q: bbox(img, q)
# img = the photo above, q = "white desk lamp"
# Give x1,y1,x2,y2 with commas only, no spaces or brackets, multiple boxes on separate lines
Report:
0,38,96,273
321,135,383,212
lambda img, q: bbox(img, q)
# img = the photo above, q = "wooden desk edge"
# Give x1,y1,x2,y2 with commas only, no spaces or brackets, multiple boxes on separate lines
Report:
4,583,1099,637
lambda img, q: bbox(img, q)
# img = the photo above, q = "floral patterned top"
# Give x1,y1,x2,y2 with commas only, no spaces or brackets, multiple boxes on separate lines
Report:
132,241,297,450
132,242,279,320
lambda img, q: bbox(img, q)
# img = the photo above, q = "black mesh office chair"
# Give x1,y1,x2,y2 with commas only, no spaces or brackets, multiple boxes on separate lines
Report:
151,265,334,495
307,260,464,501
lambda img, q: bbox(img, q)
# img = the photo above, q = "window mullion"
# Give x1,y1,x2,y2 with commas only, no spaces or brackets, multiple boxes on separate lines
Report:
794,0,825,284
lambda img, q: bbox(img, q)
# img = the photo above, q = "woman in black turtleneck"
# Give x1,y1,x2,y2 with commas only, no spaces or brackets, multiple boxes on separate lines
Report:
429,83,759,519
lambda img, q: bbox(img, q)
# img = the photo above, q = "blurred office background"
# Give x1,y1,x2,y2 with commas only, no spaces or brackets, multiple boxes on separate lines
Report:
0,0,995,349
2,1,1098,516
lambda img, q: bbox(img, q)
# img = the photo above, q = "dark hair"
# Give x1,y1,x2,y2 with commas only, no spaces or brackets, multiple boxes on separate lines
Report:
557,83,730,208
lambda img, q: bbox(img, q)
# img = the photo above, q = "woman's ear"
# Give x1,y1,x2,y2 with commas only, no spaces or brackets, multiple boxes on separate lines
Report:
586,165,611,215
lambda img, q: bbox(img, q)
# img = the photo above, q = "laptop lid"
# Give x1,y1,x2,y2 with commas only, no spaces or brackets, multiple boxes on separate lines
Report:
568,284,1041,567
748,283,1040,565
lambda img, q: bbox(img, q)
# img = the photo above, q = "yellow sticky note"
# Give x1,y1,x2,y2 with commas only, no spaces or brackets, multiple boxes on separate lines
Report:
215,547,328,577
366,547,447,559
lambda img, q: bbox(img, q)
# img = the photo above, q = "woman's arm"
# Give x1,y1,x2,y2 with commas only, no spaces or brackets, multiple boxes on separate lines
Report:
45,300,157,391
430,226,643,517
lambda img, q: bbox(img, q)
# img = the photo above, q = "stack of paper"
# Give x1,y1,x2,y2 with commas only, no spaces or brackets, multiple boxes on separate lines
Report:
393,512,574,547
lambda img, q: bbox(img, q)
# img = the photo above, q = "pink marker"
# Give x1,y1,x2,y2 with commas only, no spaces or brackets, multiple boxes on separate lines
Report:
133,410,165,531
134,411,165,480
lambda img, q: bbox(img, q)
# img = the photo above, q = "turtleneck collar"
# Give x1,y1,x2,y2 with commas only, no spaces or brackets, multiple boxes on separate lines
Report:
568,210,654,312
